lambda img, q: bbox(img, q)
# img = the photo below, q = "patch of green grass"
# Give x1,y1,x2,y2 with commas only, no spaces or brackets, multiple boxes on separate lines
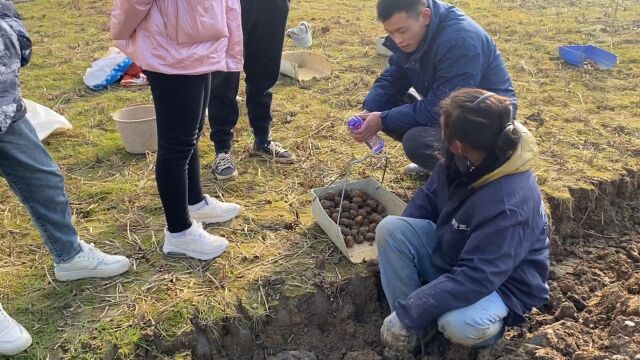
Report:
0,0,638,358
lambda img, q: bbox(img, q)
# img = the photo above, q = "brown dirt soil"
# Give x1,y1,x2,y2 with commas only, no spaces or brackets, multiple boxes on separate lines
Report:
107,171,640,360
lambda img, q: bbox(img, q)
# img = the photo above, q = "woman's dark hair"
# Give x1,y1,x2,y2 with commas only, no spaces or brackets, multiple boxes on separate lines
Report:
377,0,427,22
439,88,520,161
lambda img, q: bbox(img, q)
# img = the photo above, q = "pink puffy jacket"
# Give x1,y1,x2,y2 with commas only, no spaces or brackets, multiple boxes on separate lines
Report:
110,0,243,75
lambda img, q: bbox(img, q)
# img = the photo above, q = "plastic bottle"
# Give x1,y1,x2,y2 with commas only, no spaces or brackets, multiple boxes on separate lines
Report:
347,116,385,154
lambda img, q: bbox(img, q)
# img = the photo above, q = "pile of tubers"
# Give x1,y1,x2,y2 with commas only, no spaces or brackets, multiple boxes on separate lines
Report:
319,189,387,248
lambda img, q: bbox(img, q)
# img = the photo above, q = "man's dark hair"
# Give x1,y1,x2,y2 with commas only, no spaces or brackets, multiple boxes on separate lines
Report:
377,0,428,22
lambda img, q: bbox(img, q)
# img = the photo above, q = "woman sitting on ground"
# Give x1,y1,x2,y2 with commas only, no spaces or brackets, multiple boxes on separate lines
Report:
376,88,550,354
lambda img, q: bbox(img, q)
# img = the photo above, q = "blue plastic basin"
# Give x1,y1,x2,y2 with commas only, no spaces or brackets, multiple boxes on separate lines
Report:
558,45,618,69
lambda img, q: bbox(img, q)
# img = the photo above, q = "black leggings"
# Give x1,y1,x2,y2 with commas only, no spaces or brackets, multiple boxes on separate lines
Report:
144,71,210,233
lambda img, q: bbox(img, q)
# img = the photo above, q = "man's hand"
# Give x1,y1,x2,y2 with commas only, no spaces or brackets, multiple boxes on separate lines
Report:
380,312,420,355
350,111,383,142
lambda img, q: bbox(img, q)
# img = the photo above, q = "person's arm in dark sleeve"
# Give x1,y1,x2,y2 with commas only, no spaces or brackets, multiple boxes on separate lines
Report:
379,40,483,134
395,206,528,332
0,1,32,67
363,55,411,112
402,164,444,222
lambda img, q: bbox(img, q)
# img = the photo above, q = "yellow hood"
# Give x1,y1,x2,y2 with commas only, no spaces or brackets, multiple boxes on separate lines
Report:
472,122,537,188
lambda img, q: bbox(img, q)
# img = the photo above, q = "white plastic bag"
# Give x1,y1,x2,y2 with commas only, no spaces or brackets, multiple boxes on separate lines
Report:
286,22,312,48
83,47,132,91
24,99,72,140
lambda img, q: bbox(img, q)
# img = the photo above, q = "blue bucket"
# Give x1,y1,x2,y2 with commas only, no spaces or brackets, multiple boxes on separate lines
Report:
559,45,618,69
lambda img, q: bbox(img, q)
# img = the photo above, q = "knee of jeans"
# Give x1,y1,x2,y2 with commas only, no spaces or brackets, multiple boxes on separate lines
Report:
437,311,504,347
375,216,410,252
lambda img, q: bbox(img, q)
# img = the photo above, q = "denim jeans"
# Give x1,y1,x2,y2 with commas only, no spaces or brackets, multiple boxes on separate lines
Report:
376,215,509,348
0,117,80,263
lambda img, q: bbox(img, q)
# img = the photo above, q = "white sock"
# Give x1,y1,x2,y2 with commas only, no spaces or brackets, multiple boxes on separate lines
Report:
170,221,195,239
170,228,189,239
188,198,208,212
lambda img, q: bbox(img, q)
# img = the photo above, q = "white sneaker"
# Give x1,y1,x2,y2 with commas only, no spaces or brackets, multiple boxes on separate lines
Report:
0,304,32,356
403,163,429,176
163,221,229,260
54,240,131,282
189,194,241,224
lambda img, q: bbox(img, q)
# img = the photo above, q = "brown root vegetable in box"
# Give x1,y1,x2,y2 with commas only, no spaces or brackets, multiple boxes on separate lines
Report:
355,235,365,244
340,226,351,237
352,197,363,207
345,236,355,248
365,233,375,242
331,212,339,223
321,200,333,209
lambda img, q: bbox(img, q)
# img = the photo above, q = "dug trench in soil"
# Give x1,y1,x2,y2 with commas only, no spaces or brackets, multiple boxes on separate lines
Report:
122,170,640,360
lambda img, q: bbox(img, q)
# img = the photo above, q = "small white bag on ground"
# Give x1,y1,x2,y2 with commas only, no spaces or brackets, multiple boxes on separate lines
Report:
24,99,72,140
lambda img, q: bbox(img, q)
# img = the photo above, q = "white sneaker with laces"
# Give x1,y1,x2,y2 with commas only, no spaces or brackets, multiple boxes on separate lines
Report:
163,221,229,260
54,240,131,282
0,304,32,356
189,194,241,224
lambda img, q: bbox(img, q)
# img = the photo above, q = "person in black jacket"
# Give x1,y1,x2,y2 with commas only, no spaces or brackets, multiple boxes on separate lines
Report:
377,88,549,355
208,0,295,180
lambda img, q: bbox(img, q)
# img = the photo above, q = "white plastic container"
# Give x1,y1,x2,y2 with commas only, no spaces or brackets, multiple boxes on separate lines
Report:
112,104,157,154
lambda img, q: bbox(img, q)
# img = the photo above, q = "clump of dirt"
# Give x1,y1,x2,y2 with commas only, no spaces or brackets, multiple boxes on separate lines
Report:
131,275,388,360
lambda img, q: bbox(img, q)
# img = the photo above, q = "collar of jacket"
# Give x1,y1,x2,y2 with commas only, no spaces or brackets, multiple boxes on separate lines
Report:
382,0,441,71
471,122,538,188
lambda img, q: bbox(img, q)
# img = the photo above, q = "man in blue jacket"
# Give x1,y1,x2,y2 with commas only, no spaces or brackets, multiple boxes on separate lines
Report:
350,0,516,175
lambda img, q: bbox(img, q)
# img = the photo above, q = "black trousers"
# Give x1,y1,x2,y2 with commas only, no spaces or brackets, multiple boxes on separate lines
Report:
145,71,210,233
383,126,442,172
208,0,290,153
381,92,443,172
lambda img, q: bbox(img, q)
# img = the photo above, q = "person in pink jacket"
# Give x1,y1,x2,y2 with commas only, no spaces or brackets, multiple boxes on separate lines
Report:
110,0,244,260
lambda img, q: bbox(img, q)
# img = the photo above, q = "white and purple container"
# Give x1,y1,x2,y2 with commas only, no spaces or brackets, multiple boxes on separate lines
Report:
347,116,384,154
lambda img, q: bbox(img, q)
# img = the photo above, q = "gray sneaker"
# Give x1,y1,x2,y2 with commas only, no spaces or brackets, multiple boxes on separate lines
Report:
404,163,429,177
212,152,238,180
253,141,295,164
